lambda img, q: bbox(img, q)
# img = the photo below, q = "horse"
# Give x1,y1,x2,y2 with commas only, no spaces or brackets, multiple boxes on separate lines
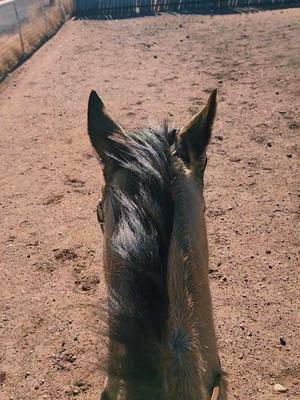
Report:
87,88,226,400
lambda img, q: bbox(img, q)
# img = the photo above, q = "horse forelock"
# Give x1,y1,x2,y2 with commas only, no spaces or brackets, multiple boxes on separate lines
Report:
106,124,176,259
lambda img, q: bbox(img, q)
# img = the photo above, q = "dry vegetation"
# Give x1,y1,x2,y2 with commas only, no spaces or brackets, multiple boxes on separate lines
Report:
0,0,73,81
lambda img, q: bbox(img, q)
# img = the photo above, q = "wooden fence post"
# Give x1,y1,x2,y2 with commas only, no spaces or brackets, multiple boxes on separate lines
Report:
39,0,50,32
57,0,66,20
12,0,26,55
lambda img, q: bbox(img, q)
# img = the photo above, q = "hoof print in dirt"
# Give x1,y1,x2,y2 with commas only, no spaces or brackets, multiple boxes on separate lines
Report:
64,176,86,188
54,248,78,262
82,151,94,160
65,381,91,397
43,193,64,205
75,273,100,294
53,348,78,371
208,269,227,284
33,260,56,273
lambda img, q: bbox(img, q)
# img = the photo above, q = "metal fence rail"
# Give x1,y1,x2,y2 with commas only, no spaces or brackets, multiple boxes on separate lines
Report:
75,0,299,16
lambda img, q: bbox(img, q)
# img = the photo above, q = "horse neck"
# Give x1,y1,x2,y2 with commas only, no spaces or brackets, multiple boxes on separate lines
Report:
165,176,222,399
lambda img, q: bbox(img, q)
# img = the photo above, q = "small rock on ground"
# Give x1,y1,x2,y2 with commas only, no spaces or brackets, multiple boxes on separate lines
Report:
274,383,287,393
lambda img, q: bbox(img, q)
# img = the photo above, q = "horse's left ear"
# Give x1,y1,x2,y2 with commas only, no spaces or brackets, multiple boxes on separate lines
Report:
179,89,217,162
87,90,123,161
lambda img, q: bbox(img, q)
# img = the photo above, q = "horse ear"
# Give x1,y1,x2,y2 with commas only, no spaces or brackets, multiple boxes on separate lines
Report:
179,89,217,162
87,90,123,160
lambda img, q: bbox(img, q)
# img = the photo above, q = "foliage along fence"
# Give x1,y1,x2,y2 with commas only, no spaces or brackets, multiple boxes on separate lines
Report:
74,0,299,17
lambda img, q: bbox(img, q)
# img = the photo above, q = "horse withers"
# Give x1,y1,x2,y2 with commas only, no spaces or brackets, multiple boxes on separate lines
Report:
87,88,226,400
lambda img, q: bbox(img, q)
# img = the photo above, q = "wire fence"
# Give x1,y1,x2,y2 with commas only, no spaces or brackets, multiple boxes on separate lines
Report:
0,0,73,81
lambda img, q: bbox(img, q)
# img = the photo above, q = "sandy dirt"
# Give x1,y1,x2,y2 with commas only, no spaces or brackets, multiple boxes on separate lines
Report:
0,8,299,400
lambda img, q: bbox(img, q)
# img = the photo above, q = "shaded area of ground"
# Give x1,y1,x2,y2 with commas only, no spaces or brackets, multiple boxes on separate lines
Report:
0,9,299,400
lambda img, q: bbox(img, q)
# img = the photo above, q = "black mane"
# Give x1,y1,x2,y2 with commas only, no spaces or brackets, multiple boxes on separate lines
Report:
104,124,176,399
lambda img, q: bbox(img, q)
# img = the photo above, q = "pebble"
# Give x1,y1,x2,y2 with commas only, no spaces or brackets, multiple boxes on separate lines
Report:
274,383,287,393
279,337,286,346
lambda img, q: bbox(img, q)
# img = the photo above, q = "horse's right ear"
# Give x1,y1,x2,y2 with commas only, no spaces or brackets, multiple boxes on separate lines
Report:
87,90,123,161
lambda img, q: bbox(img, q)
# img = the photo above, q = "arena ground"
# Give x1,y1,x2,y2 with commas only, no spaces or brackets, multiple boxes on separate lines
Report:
0,8,299,399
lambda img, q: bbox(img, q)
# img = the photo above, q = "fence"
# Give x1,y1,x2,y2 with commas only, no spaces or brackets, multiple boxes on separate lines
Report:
75,0,299,17
0,0,73,81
